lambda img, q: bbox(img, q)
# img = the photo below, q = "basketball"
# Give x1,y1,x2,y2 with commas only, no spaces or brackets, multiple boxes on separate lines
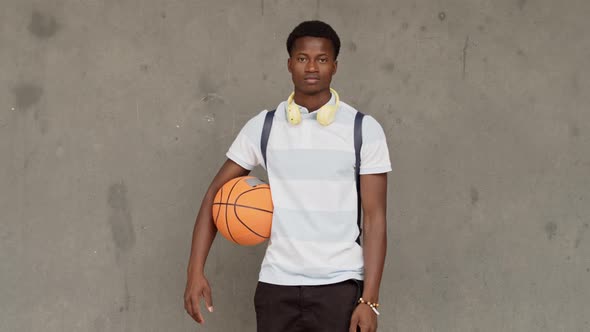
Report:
212,176,273,246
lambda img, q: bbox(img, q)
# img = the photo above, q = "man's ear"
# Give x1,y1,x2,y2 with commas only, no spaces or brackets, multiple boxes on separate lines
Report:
287,57,292,73
332,60,338,75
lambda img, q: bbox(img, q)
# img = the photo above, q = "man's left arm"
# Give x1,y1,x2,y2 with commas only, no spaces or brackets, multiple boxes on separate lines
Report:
349,172,388,332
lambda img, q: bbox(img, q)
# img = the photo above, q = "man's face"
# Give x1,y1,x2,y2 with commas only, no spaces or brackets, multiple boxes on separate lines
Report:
288,36,338,96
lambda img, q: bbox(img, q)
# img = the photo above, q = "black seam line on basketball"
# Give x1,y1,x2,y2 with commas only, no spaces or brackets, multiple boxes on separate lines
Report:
214,186,223,227
225,178,242,244
233,187,270,204
222,186,272,213
211,203,272,214
232,187,273,215
232,202,269,239
232,186,271,239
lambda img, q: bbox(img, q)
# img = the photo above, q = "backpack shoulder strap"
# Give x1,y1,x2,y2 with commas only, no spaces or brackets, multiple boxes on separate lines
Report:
261,109,276,169
354,111,365,245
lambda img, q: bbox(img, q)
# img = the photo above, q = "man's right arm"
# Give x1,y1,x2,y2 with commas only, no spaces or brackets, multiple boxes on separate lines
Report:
184,159,250,324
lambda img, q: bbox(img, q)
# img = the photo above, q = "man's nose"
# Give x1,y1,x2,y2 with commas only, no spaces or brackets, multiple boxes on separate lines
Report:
305,60,318,72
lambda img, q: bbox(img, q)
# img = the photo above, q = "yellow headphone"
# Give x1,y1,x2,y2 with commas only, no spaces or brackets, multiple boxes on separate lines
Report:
286,88,340,126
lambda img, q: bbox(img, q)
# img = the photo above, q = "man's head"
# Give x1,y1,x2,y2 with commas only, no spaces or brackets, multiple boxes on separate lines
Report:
286,20,341,60
286,21,340,96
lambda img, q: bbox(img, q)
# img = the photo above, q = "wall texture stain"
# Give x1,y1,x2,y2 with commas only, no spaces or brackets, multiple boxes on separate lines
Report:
198,75,218,95
121,276,131,312
28,10,59,39
545,222,557,240
107,181,136,255
574,223,588,248
570,124,580,138
13,83,43,110
470,187,479,206
462,36,470,79
381,62,395,73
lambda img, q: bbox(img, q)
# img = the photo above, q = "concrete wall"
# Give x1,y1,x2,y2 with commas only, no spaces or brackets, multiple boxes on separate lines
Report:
1,0,589,331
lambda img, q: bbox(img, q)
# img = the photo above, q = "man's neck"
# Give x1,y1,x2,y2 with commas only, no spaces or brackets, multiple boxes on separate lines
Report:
293,89,332,112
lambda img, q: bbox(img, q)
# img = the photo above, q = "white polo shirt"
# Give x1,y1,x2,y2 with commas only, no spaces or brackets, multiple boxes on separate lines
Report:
226,94,391,285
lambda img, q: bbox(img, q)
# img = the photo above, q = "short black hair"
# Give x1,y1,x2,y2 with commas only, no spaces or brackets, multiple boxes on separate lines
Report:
286,20,341,60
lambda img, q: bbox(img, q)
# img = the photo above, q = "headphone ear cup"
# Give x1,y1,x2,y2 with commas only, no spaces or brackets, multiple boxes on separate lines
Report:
287,103,302,125
316,105,337,126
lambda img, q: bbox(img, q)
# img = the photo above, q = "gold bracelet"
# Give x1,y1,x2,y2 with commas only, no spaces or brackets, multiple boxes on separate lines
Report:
357,297,380,316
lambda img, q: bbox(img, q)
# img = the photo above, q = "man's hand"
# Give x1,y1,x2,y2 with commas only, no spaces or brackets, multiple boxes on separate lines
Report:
184,274,214,324
349,304,378,332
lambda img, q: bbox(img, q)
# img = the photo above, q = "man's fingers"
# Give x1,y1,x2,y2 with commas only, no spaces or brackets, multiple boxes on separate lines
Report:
203,288,214,312
184,296,193,316
190,296,204,323
185,295,195,319
184,295,197,319
349,316,359,332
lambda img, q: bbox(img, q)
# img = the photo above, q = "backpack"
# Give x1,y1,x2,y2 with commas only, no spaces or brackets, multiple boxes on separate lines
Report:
259,109,366,245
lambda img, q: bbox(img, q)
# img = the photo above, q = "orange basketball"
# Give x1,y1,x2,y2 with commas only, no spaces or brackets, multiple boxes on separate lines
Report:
212,176,273,246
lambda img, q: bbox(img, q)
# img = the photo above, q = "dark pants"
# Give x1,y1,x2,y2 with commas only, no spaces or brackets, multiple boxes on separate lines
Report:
254,279,363,332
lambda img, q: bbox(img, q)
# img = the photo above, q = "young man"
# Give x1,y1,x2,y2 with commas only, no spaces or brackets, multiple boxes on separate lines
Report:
184,21,391,332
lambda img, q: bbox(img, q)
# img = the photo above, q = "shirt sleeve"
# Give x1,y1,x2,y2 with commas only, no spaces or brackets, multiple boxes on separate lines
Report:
360,115,392,175
226,111,267,170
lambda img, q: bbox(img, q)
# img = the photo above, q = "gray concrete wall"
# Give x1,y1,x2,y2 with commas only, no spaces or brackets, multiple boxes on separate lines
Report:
1,0,589,331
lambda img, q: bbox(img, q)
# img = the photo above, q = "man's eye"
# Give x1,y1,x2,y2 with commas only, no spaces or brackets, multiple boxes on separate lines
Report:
298,57,307,62
319,58,328,63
